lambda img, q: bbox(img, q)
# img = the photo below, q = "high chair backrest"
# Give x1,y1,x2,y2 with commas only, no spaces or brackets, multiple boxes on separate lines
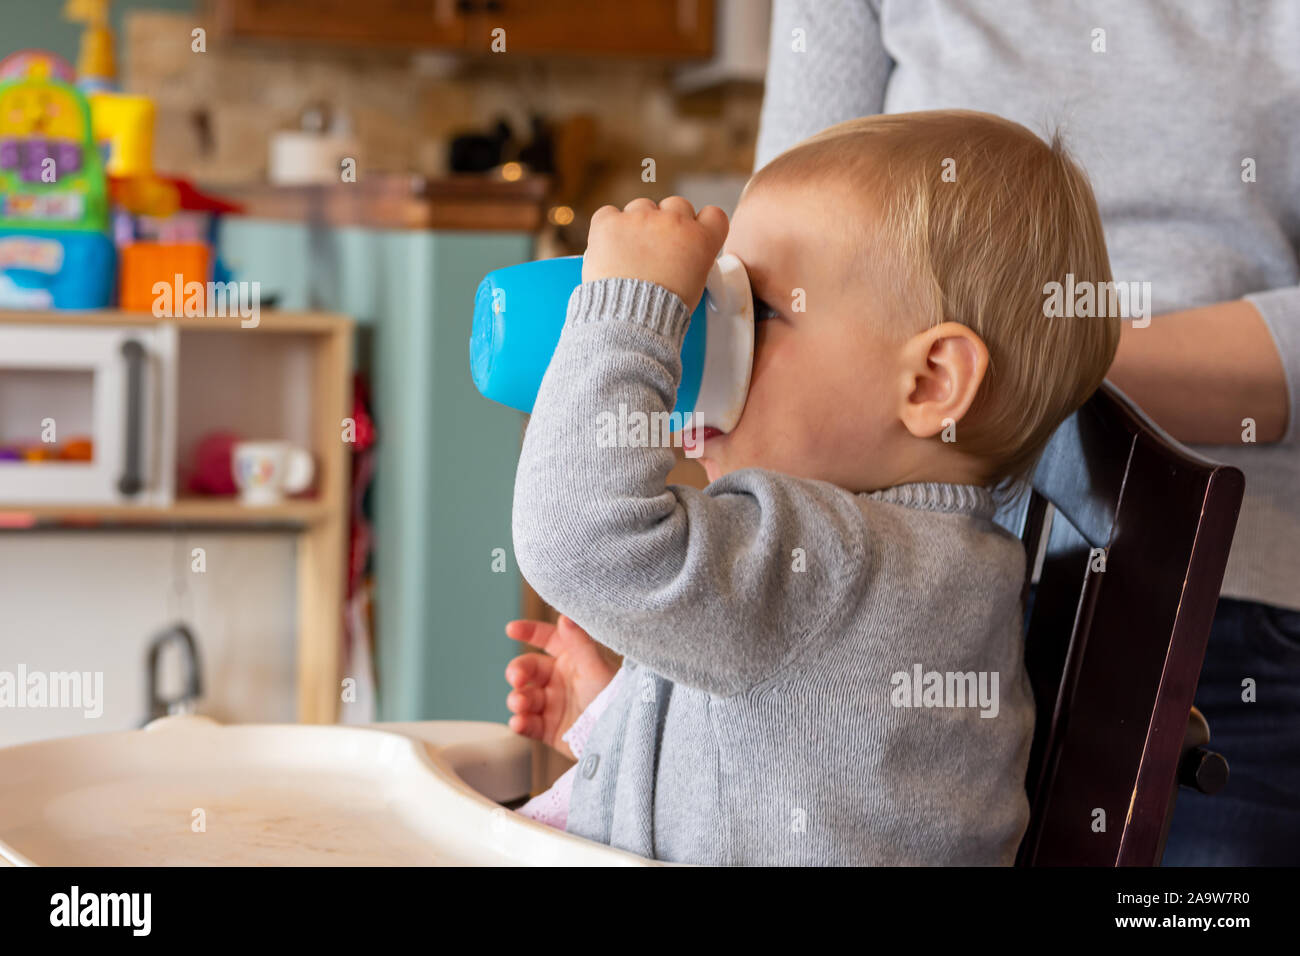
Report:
1013,382,1244,866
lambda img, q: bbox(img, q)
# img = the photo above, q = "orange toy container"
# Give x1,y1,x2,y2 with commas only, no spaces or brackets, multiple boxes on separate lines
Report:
118,242,210,313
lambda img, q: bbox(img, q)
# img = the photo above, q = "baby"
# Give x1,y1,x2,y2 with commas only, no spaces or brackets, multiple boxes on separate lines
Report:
506,110,1119,864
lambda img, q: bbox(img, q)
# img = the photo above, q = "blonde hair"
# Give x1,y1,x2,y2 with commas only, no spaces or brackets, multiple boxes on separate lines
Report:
747,110,1120,500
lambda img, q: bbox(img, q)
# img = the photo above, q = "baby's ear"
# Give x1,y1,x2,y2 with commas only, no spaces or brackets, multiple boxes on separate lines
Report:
896,322,989,439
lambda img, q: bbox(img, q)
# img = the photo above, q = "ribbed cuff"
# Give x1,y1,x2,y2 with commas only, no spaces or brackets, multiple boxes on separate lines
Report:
1244,287,1300,445
565,277,693,343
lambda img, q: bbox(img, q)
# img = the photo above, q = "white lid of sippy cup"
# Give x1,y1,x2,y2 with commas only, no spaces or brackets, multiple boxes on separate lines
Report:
692,253,754,435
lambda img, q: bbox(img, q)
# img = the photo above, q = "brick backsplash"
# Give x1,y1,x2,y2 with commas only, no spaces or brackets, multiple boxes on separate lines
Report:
124,10,762,213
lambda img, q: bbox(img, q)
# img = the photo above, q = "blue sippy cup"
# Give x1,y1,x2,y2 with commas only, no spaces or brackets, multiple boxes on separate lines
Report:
469,254,755,434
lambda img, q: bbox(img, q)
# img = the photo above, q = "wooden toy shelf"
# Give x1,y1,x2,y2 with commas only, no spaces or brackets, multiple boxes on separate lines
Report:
2,495,331,526
0,309,353,724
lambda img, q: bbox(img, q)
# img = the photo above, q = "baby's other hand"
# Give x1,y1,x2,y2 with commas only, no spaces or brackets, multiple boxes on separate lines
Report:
504,615,617,760
582,196,729,311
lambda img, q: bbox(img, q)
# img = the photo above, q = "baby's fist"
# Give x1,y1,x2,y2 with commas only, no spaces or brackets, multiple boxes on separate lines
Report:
582,197,729,310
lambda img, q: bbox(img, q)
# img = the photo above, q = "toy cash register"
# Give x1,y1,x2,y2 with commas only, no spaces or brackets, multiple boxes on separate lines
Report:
0,51,115,309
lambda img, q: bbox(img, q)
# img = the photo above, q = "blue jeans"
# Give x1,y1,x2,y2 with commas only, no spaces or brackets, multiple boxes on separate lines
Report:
1161,597,1300,866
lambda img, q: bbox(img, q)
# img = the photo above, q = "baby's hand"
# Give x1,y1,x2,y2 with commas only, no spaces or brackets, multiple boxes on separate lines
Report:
582,197,729,311
504,615,617,760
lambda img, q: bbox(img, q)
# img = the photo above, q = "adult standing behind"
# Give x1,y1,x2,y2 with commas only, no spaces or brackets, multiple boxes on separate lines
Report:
754,0,1299,865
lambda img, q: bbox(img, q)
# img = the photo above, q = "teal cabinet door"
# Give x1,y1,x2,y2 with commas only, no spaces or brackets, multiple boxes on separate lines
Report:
220,218,532,722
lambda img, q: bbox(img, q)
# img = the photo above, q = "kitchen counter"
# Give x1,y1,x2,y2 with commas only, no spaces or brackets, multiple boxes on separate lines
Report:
217,174,551,232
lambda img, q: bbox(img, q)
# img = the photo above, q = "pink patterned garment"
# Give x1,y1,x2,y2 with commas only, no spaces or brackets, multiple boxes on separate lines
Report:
516,666,628,831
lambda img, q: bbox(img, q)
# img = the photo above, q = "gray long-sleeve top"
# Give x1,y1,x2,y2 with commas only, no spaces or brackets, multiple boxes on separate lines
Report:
756,0,1300,612
512,278,1035,864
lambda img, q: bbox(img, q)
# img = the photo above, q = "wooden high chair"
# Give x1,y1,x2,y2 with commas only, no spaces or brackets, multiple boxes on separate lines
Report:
1012,382,1244,866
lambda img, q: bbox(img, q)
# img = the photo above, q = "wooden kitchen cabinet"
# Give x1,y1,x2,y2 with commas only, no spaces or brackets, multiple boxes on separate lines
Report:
210,0,467,47
463,0,714,57
209,0,714,58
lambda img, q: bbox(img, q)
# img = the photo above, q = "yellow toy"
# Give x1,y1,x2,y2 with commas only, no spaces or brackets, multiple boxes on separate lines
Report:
90,92,154,177
64,0,117,92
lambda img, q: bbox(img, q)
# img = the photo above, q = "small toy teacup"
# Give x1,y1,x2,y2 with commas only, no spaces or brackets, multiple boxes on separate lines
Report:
232,441,314,506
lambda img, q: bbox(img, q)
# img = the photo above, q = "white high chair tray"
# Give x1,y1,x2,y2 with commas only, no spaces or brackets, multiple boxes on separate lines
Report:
0,715,658,866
